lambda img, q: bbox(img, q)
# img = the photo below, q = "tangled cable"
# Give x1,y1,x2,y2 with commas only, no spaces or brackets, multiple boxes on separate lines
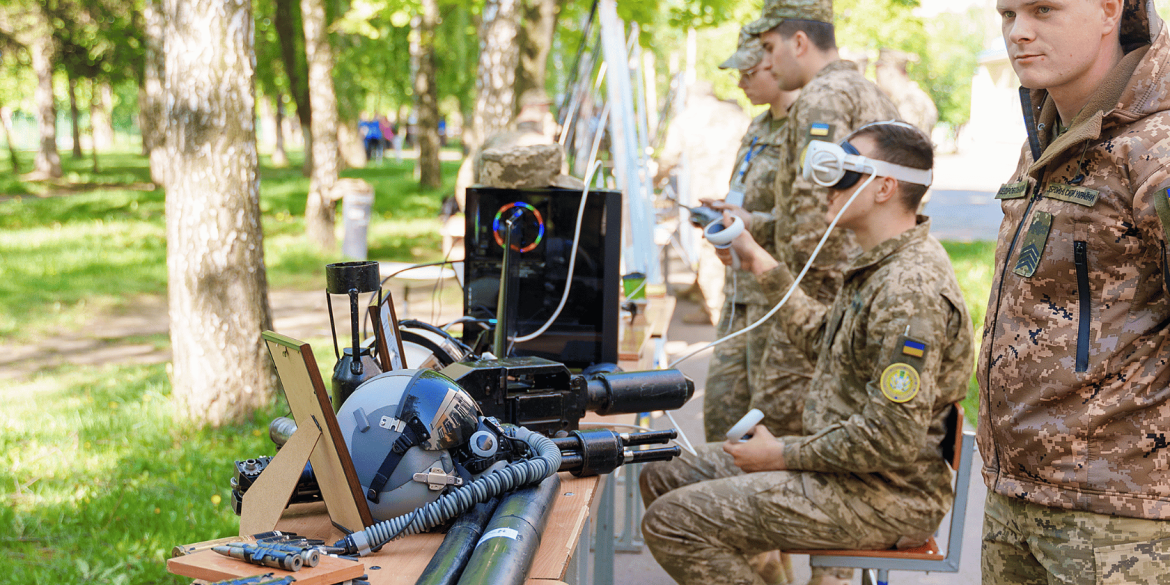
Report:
333,425,561,556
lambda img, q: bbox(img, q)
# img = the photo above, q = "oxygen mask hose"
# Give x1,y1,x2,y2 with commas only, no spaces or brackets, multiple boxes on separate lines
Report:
333,425,562,557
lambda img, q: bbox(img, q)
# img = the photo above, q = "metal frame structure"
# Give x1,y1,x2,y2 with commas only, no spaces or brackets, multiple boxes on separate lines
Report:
807,432,976,585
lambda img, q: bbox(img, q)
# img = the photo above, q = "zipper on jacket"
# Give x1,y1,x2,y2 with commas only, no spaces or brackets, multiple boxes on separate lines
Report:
983,175,1042,480
1074,241,1090,372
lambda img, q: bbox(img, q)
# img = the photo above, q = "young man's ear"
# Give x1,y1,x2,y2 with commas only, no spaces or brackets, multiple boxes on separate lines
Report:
872,176,900,204
791,30,810,58
1101,0,1124,37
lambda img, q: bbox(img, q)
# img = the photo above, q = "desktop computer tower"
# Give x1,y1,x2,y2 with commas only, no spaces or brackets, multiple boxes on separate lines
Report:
463,186,622,369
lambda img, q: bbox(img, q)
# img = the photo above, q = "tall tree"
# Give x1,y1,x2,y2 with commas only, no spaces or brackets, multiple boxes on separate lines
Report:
415,0,441,188
274,0,313,177
163,0,276,426
471,0,519,150
301,0,340,251
514,0,559,114
142,0,168,185
26,4,62,178
67,74,83,159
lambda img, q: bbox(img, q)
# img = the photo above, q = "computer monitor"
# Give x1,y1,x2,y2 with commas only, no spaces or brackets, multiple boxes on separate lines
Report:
463,186,621,369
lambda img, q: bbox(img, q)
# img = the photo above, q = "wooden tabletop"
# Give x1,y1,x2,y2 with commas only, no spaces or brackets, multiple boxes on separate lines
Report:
169,471,600,585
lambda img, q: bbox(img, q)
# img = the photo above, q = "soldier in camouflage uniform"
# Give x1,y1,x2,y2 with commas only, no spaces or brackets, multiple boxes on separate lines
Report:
642,122,973,585
708,0,899,439
702,29,800,443
979,0,1170,582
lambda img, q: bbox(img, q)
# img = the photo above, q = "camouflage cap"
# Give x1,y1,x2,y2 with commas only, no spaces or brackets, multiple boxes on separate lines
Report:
719,29,766,71
743,0,833,35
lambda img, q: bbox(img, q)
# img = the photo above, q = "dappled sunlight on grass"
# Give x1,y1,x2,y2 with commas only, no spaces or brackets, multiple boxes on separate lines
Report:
0,363,287,584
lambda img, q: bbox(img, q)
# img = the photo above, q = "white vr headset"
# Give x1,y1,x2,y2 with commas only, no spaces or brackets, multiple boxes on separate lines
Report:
801,123,933,190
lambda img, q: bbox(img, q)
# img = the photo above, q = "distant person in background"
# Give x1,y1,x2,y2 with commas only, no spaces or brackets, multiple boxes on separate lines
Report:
378,115,395,157
655,81,752,326
438,117,448,147
392,121,405,162
359,114,383,163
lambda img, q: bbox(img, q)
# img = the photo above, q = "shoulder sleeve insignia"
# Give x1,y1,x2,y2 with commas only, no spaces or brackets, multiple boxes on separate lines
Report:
804,121,833,139
880,363,921,403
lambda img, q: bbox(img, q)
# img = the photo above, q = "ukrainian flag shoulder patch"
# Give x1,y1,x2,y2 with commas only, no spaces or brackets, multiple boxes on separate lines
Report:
902,338,926,358
809,122,831,137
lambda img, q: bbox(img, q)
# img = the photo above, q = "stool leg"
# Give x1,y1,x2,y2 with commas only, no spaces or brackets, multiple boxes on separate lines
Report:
877,568,889,585
861,569,876,585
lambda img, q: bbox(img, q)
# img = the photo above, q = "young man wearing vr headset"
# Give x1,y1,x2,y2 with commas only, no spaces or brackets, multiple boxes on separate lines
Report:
978,0,1170,582
639,122,974,585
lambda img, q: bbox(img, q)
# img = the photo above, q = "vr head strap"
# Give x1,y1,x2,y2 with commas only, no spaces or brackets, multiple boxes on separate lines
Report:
801,120,933,190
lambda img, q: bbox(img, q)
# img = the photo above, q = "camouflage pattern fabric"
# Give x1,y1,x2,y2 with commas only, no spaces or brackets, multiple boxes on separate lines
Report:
704,302,807,441
976,1,1170,521
772,60,898,306
643,218,974,584
744,0,833,34
640,444,908,585
731,110,787,305
982,491,1170,585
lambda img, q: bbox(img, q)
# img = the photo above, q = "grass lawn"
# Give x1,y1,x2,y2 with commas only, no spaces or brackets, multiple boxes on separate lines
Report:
0,147,999,583
0,148,460,340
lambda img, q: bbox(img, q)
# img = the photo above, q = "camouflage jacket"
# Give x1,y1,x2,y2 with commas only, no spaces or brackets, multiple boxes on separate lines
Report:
977,1,1170,520
764,60,899,306
728,110,787,305
760,218,974,520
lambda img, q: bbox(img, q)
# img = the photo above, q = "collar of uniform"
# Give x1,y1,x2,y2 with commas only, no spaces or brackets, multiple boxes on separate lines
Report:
812,59,860,84
844,216,931,276
1027,44,1149,178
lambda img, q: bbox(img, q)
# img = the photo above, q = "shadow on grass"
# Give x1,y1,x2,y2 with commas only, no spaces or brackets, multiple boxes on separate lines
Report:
0,148,463,339
0,363,288,584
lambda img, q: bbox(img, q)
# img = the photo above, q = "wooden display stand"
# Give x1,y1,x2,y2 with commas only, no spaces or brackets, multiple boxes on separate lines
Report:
238,332,375,537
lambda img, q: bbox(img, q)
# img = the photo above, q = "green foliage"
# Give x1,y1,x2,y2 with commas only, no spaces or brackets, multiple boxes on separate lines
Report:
0,148,459,339
941,240,997,424
835,0,984,130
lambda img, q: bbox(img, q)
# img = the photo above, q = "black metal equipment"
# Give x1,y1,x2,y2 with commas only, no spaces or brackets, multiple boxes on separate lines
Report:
454,474,562,585
326,261,384,409
440,356,694,436
554,428,679,476
415,498,502,585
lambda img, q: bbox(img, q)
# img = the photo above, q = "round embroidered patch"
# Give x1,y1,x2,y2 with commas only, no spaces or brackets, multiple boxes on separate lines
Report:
880,363,921,403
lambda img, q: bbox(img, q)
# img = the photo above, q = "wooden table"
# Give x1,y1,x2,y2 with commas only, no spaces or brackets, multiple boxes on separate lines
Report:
169,472,598,585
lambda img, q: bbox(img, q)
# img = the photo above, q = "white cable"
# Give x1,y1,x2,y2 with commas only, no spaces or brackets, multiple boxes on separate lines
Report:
664,409,697,456
578,421,655,432
667,173,877,368
513,158,606,343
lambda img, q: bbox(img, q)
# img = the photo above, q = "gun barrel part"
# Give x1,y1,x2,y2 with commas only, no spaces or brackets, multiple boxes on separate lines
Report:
584,369,694,415
618,429,677,446
268,417,297,447
624,446,682,465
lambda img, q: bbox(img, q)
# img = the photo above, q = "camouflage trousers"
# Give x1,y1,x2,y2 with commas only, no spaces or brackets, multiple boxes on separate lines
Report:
983,491,1170,584
703,301,814,442
640,443,929,585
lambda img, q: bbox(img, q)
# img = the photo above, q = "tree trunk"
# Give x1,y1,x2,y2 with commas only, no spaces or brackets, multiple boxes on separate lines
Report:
272,96,289,167
471,0,520,151
92,82,114,151
415,0,441,188
301,0,340,251
1,104,19,173
143,0,167,185
68,75,83,159
274,0,313,177
29,8,62,179
163,0,276,427
514,0,559,115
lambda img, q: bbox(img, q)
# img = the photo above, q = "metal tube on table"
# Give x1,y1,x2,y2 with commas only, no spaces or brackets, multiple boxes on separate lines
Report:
455,474,562,585
414,498,501,585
